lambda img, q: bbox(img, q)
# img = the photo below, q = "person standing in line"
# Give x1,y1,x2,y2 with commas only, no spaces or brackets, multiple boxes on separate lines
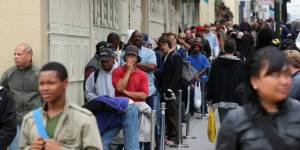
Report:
195,25,212,58
84,41,112,81
84,46,140,150
85,47,118,101
216,47,300,149
206,38,246,122
156,35,183,145
284,50,300,101
107,32,124,64
20,62,103,150
124,31,156,105
1,43,42,150
122,31,159,149
0,86,16,149
184,28,194,43
113,45,148,102
204,24,220,58
188,39,210,116
84,41,112,103
162,32,188,60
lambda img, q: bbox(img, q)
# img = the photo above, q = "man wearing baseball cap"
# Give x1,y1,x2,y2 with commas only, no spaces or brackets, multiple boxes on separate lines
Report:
85,46,140,150
112,45,148,102
85,47,118,101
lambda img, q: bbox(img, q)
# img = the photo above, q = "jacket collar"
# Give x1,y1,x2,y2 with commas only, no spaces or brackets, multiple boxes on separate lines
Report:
42,99,70,115
17,63,33,71
246,99,289,120
41,99,71,140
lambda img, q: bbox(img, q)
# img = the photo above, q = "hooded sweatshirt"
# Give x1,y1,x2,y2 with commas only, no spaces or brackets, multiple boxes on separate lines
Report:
206,55,246,108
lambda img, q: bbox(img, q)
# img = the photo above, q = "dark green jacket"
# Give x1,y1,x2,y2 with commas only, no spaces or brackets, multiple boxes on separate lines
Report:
1,64,42,124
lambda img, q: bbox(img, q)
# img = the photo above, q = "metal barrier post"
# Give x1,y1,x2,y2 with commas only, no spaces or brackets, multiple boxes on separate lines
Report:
170,90,189,148
201,81,207,119
183,86,197,139
160,102,166,150
150,110,156,150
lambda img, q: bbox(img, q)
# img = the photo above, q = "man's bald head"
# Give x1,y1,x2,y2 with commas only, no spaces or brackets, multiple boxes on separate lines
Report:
14,43,33,68
129,30,143,48
16,43,33,54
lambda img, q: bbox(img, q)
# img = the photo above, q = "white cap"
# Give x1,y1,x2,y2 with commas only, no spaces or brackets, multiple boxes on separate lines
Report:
125,29,135,44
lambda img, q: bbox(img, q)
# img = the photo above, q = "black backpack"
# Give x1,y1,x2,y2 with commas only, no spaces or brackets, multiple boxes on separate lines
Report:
83,67,100,103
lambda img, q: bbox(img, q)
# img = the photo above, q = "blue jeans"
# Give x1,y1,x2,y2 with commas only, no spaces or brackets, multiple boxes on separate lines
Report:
102,104,139,150
146,92,161,150
9,124,20,150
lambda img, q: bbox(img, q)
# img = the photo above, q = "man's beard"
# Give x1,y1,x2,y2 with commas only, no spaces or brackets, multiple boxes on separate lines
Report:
102,66,113,72
134,42,143,48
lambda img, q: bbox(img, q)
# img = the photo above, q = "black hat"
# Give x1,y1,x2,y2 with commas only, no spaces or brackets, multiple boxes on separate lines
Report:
124,45,141,63
96,41,112,55
99,48,115,61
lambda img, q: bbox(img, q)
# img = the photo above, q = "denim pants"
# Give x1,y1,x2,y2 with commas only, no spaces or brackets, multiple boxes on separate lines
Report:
9,124,20,150
102,104,139,150
145,92,161,150
200,80,208,114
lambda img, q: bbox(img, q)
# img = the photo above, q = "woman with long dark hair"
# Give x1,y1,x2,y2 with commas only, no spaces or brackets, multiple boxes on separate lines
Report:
216,47,300,150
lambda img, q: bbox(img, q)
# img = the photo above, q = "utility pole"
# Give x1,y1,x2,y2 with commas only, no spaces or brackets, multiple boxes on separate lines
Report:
274,0,282,37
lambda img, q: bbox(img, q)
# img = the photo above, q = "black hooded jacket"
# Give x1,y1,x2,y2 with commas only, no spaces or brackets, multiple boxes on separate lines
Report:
206,55,246,105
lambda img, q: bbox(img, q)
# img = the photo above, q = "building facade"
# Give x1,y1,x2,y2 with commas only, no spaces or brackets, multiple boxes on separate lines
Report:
0,0,200,104
223,0,240,24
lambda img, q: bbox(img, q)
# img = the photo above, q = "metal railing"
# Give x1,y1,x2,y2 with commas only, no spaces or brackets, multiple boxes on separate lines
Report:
150,110,156,150
183,86,197,139
160,102,166,150
170,90,189,148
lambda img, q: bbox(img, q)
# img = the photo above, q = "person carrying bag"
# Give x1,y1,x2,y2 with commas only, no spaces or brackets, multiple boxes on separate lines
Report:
207,105,216,143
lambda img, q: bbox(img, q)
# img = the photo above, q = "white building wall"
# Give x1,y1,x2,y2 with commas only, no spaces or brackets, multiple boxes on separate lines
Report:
0,0,198,105
223,0,240,24
48,0,91,105
200,0,215,25
0,0,44,75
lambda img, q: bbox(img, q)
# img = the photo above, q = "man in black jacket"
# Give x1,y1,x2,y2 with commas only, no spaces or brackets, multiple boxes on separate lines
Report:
206,38,246,122
0,86,16,149
157,35,183,145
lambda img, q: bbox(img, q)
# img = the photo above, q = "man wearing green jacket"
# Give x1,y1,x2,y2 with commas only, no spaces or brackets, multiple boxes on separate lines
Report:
20,62,103,150
1,43,42,149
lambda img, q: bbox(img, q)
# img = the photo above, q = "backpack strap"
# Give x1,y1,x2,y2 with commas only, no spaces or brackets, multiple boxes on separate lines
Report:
253,115,291,150
245,105,291,150
94,69,100,84
93,69,100,92
33,108,49,139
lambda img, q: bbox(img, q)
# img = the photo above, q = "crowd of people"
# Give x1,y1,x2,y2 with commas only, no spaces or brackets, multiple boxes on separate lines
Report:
1,17,300,150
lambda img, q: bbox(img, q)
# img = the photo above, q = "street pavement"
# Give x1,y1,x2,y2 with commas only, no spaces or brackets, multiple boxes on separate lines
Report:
166,111,220,150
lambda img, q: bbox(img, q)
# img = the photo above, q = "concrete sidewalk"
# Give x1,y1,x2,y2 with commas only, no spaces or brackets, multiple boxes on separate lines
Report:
165,112,220,150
